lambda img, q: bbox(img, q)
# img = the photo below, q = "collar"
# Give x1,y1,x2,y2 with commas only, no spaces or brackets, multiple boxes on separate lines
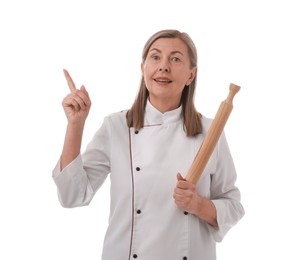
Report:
144,100,182,125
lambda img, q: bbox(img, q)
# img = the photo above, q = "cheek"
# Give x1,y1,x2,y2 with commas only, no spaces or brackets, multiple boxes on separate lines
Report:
179,72,192,86
142,70,152,89
142,66,156,85
143,63,154,75
141,63,145,77
175,74,188,86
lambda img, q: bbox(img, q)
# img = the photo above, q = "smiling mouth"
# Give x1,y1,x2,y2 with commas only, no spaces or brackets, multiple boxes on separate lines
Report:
154,78,172,84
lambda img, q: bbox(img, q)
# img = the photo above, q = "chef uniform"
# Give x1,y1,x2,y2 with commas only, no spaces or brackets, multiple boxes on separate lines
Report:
53,100,244,260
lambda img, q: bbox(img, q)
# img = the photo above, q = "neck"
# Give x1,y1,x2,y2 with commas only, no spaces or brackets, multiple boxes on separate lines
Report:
149,96,180,113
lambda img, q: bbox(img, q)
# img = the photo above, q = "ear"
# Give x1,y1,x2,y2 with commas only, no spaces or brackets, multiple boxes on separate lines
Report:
186,67,197,86
141,63,144,76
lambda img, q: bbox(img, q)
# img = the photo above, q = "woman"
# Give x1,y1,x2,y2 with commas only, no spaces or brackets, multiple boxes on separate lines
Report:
53,29,244,260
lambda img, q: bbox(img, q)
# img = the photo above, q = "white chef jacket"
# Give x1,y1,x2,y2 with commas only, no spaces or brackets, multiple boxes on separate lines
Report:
53,100,244,260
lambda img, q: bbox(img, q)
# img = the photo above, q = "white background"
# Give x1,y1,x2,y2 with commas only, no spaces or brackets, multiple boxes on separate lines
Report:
1,0,296,259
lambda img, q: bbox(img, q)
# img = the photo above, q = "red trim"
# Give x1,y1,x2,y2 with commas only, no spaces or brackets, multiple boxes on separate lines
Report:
128,128,135,259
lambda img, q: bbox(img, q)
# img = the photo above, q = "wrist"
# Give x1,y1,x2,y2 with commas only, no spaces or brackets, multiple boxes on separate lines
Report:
67,121,85,130
195,196,218,227
194,195,203,217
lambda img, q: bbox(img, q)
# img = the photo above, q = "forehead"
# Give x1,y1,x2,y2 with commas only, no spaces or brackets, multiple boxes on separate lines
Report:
149,37,189,55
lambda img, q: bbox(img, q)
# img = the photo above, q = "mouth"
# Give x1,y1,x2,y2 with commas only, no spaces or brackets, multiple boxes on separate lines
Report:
154,77,172,84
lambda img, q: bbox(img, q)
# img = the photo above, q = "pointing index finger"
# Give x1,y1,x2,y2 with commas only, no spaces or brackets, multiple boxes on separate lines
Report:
63,69,76,92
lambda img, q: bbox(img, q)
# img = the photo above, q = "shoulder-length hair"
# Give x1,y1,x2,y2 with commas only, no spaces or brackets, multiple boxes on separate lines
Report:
126,29,202,136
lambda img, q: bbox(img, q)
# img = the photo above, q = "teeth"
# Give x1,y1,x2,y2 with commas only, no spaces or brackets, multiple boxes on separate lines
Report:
157,79,170,82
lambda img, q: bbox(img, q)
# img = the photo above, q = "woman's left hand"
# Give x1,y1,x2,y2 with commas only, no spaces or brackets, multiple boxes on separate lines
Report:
173,173,200,216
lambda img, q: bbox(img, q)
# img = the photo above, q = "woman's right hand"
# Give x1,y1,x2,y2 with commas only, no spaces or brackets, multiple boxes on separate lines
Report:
62,69,91,124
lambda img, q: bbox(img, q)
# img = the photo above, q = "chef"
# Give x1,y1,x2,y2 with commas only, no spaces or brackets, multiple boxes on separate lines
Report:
53,29,244,260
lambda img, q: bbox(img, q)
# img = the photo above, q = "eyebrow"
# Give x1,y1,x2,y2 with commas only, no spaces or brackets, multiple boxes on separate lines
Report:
149,48,184,56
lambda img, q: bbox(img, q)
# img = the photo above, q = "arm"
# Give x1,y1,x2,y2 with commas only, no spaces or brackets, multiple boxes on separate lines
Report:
173,173,218,227
60,69,91,170
52,69,95,208
208,132,245,241
173,132,244,235
61,121,85,170
53,117,111,208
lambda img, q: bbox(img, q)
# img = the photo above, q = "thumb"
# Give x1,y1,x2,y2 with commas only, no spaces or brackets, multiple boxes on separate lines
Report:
177,173,185,181
80,85,89,96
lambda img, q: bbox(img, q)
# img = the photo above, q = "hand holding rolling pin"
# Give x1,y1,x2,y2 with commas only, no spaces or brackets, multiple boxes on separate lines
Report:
174,83,240,227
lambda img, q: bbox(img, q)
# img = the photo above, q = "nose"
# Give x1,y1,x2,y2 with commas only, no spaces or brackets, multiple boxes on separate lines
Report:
159,60,170,72
159,67,170,72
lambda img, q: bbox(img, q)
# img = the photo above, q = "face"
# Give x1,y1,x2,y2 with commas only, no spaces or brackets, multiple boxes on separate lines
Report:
141,37,197,111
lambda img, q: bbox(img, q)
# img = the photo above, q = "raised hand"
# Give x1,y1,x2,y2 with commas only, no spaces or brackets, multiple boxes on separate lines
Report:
62,69,91,124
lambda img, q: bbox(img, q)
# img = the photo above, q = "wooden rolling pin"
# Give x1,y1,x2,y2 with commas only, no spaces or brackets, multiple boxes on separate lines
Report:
186,83,241,184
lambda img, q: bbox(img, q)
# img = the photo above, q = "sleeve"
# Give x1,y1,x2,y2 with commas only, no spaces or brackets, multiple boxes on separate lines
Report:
52,117,111,208
208,132,245,242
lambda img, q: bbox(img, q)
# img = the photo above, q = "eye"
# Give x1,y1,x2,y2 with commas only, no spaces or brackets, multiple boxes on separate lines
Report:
171,56,181,62
151,55,160,61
